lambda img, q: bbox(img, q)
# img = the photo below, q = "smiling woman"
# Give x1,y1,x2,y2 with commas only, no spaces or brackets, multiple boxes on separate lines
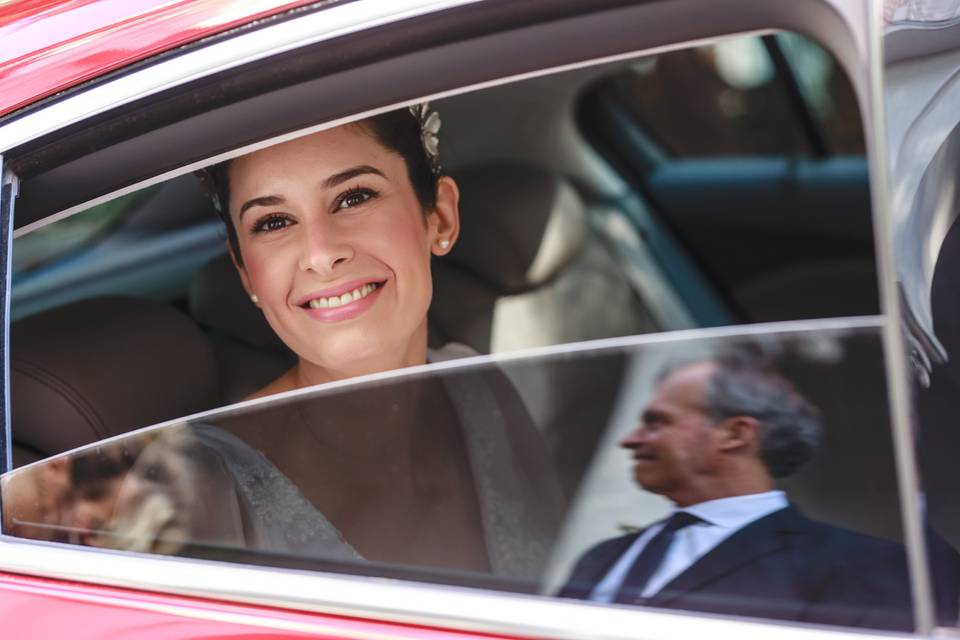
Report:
43,105,567,577
205,108,460,392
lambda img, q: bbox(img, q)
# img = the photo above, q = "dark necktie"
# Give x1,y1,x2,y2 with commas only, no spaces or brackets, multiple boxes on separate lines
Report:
613,511,702,604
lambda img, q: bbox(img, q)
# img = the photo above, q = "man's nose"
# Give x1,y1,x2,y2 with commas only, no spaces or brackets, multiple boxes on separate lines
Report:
298,218,354,273
620,425,645,449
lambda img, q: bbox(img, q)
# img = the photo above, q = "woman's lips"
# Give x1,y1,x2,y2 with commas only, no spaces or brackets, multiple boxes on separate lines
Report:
299,281,384,322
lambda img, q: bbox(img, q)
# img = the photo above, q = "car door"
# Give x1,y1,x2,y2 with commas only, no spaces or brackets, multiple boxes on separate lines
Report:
0,0,936,638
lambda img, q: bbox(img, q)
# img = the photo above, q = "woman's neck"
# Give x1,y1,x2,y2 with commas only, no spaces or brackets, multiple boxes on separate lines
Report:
295,325,430,389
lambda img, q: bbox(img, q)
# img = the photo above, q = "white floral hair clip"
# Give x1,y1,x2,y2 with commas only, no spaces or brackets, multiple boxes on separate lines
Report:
409,102,442,176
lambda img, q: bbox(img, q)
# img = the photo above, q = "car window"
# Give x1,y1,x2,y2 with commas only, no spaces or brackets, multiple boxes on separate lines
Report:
775,32,865,155
12,191,140,275
606,34,863,158
2,323,917,631
0,19,925,636
580,34,874,326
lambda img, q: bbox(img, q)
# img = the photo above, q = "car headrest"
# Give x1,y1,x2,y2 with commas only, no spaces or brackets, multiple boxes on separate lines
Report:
11,296,221,456
449,162,586,294
189,254,290,355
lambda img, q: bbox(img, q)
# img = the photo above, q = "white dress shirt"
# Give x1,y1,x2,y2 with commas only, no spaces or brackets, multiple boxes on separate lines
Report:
589,490,789,602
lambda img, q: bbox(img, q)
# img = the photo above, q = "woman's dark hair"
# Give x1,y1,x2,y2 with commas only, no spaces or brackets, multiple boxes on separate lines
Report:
204,108,440,266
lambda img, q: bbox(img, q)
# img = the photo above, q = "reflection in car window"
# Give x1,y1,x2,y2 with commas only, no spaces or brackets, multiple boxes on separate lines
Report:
610,34,862,157
12,190,144,274
552,333,919,630
2,326,931,630
776,32,865,155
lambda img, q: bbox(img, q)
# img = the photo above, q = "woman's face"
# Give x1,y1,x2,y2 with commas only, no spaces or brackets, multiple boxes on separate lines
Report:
227,123,459,379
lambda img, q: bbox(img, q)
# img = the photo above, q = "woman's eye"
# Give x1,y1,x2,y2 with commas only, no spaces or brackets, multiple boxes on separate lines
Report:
251,214,292,234
336,187,375,210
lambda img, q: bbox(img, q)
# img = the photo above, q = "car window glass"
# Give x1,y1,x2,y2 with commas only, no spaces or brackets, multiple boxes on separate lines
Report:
12,191,141,275
607,34,862,157
579,33,874,326
11,180,222,321
609,36,806,157
775,32,865,155
1,324,918,631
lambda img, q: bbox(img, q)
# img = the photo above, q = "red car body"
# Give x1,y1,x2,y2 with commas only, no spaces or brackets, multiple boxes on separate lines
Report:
0,0,316,118
0,572,515,639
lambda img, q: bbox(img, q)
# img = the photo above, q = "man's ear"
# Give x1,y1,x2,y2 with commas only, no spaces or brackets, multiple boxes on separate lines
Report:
227,242,256,302
428,176,460,256
716,416,760,453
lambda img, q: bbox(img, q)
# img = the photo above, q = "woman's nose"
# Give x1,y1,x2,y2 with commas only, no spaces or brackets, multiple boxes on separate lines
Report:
298,219,354,273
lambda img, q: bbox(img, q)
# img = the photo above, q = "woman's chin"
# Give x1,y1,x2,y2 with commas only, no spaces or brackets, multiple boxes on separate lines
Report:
298,340,425,383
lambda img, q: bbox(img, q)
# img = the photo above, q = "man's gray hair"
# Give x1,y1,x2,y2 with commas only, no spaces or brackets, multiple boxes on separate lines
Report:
664,351,822,478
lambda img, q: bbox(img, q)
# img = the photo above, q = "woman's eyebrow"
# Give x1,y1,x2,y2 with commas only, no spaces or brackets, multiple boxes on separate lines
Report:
239,195,285,220
322,165,385,189
237,165,383,219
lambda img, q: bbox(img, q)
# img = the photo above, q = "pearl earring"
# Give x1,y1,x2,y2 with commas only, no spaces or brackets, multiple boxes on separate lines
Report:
250,294,259,304
438,239,450,250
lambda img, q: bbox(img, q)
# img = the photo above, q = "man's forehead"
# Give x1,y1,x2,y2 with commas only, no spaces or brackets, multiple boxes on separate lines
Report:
661,360,717,387
650,361,717,407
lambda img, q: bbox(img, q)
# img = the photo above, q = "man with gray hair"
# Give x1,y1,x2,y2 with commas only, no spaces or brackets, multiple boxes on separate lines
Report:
559,352,914,631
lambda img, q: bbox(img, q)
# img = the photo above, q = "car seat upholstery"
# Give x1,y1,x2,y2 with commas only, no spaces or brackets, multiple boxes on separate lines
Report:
11,296,221,466
431,162,658,494
430,162,656,351
189,256,295,402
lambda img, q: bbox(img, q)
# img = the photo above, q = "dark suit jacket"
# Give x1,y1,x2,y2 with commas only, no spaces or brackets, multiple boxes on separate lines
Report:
558,506,915,631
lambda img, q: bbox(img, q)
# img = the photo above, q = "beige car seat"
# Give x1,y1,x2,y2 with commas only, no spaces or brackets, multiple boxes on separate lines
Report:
430,162,658,493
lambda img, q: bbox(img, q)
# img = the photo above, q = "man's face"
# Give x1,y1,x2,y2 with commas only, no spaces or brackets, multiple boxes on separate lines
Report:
620,362,724,506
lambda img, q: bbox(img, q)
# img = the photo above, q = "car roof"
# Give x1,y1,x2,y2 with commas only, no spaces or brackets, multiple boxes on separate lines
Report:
0,0,319,119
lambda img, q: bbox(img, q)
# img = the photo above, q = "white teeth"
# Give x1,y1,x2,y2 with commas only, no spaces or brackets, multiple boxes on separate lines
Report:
306,283,378,309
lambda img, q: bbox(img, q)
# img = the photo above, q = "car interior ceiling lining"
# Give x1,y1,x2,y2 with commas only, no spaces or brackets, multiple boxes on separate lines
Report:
6,0,858,232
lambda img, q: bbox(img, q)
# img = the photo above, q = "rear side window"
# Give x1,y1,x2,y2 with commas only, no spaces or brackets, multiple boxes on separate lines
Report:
610,34,863,157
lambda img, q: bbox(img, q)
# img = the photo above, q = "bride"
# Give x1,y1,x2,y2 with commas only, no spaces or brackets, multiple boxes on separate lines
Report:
23,105,566,581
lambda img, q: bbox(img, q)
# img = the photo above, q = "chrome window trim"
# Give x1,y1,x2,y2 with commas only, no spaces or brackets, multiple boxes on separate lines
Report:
0,0,486,154
865,0,934,634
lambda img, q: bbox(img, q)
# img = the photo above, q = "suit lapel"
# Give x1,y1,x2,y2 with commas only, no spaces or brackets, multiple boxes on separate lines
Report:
647,505,811,606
